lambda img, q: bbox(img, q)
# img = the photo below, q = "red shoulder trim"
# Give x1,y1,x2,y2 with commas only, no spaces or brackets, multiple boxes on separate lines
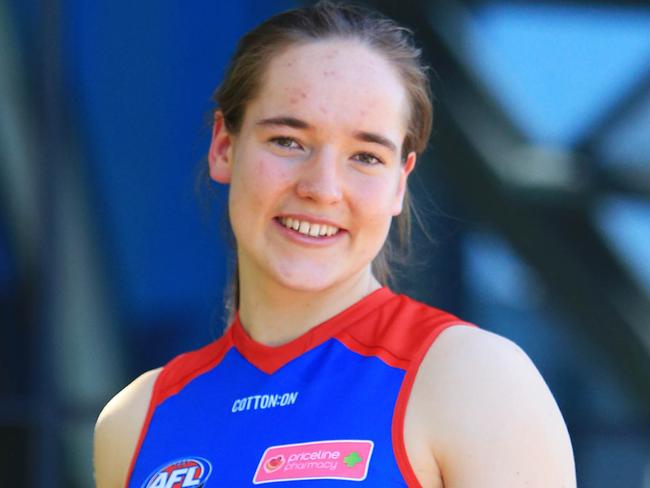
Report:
334,293,478,488
124,330,234,488
391,321,477,488
335,294,467,370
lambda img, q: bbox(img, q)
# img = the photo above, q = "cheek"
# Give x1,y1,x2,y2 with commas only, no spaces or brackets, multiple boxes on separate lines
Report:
229,155,292,219
352,176,398,222
347,177,398,254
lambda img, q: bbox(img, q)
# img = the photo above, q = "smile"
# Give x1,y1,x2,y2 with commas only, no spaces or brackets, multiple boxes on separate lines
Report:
278,217,340,237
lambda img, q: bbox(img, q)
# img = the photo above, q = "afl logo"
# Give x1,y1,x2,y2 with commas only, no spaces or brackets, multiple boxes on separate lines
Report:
141,457,212,488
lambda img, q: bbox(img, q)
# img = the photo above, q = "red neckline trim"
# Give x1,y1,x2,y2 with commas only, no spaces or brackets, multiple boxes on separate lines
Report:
230,287,395,374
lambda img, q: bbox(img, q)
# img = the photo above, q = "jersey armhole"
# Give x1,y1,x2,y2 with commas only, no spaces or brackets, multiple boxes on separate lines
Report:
123,368,167,488
122,333,235,488
391,321,478,488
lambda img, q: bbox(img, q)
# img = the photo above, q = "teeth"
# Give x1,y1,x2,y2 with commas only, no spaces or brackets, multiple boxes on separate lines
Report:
279,217,339,237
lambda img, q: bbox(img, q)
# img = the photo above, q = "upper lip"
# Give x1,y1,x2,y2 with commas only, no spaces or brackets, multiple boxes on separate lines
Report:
276,214,345,230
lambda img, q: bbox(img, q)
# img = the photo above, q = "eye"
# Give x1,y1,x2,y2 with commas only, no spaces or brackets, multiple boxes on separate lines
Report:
270,137,302,150
353,152,384,166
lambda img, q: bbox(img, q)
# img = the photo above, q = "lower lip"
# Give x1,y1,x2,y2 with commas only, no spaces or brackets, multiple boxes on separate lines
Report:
273,218,346,246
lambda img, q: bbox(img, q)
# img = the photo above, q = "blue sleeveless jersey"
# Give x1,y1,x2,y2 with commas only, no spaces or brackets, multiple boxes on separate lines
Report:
126,288,475,487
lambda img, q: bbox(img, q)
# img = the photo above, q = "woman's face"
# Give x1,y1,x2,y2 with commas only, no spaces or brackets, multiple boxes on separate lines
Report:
210,39,416,294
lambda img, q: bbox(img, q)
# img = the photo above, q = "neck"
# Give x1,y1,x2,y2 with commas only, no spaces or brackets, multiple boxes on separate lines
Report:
237,268,381,346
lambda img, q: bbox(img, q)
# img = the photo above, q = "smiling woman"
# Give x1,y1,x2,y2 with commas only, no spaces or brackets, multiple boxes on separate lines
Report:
93,2,576,487
212,38,415,321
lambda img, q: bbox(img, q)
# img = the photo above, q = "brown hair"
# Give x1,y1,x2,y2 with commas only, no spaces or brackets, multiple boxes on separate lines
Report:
212,1,433,318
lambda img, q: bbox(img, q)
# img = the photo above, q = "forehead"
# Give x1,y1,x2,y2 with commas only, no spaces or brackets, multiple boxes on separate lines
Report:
246,39,409,137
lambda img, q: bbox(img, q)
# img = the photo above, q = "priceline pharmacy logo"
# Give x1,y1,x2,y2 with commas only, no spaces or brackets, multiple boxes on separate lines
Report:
253,440,374,484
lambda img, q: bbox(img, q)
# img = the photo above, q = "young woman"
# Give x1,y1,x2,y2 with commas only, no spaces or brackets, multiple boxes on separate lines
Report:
94,3,576,487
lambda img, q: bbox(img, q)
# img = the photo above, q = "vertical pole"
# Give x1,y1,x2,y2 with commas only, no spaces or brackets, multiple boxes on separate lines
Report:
31,0,62,486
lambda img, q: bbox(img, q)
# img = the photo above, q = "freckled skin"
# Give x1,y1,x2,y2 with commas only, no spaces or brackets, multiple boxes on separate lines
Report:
220,39,413,292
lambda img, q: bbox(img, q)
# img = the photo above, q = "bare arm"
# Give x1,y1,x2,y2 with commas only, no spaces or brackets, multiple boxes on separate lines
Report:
94,368,161,488
411,326,576,488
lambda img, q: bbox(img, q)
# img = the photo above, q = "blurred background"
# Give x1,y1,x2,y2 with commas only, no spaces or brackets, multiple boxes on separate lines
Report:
1,0,649,486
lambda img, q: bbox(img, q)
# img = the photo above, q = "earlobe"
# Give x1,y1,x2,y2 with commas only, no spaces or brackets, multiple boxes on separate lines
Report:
208,111,233,184
392,151,417,215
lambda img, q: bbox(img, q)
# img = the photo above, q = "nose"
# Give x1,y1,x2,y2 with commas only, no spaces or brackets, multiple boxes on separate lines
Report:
295,148,343,204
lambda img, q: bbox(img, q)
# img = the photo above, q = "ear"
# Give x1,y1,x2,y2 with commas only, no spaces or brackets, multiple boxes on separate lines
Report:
208,111,234,184
391,151,417,215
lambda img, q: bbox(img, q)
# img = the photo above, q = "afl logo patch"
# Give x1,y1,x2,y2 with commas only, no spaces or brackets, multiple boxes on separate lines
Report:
141,457,212,488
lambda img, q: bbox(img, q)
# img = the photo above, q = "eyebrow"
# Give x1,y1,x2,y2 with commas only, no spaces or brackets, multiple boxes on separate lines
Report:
256,116,398,153
352,130,397,154
256,116,311,130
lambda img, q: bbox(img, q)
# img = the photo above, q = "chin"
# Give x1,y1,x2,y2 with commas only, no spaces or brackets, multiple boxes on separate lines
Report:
273,272,340,293
270,261,370,295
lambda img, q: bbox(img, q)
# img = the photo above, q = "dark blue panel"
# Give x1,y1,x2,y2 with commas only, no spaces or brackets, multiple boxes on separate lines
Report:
60,1,296,348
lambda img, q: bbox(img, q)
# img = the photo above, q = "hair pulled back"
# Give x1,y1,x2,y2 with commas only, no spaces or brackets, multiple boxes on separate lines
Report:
213,1,433,315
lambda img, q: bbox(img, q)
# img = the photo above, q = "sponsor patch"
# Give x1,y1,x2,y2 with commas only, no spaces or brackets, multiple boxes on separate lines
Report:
231,391,299,413
253,440,373,484
141,457,212,488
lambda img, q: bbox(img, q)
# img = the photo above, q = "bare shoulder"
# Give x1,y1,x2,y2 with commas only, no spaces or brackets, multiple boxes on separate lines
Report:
94,368,162,488
410,325,576,488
